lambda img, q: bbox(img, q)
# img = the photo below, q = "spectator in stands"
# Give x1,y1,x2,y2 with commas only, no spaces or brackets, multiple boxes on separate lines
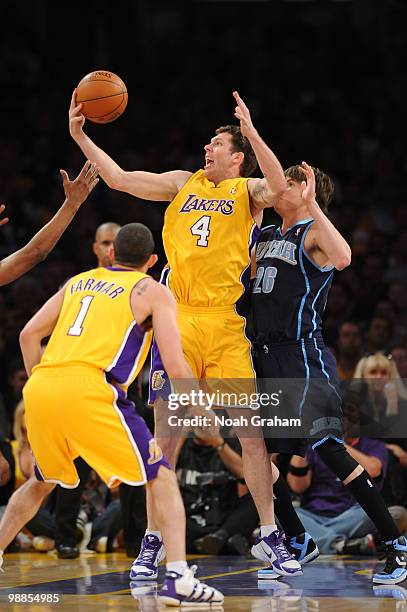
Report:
323,284,353,346
391,346,407,381
365,317,394,354
352,353,407,467
336,322,363,380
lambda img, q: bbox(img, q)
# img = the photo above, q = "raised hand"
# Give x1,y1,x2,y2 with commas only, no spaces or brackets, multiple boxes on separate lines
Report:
299,161,317,208
233,90,257,139
0,204,9,228
69,89,86,141
60,160,99,208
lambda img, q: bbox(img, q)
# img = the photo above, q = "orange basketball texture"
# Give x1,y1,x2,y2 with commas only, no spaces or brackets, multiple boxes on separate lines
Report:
76,71,128,124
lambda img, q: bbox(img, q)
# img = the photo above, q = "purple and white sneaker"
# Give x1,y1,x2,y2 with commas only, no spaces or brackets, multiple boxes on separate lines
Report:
129,534,165,581
158,565,224,608
251,529,303,578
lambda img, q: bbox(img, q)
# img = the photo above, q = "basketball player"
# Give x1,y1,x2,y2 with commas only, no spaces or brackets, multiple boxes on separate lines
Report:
93,221,121,267
251,162,407,584
0,161,99,286
51,221,121,559
0,223,222,607
69,90,305,578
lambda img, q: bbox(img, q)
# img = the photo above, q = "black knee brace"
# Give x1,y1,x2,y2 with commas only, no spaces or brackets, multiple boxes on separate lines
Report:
314,438,359,482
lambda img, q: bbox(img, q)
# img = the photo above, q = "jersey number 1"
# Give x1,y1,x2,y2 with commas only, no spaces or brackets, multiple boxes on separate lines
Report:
68,296,94,336
190,215,211,247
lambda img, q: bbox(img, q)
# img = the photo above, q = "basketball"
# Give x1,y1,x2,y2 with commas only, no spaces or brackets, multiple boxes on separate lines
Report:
76,70,128,124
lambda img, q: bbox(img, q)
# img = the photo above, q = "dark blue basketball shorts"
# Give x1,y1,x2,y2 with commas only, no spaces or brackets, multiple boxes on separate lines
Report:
253,333,344,456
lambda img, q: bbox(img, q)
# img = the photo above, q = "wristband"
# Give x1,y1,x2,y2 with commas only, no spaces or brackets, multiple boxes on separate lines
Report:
288,464,309,476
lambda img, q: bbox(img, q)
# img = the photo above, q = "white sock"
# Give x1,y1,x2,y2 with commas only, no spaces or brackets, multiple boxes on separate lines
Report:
145,529,162,540
261,524,278,538
166,560,188,575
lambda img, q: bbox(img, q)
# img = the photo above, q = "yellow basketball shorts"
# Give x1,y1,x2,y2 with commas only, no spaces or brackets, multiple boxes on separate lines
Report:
24,366,169,488
149,304,255,405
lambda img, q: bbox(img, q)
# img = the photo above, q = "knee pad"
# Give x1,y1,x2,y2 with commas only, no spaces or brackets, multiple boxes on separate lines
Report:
315,438,359,482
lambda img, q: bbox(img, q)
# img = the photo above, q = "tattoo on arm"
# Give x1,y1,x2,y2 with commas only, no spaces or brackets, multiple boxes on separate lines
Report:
135,278,153,296
252,180,269,203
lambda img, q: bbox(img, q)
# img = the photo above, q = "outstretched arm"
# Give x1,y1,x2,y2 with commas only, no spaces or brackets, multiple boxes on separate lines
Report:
69,91,191,201
233,91,287,213
19,287,66,375
0,161,99,287
300,162,351,271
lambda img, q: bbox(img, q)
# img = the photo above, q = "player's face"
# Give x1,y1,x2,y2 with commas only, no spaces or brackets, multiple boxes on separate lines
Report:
203,133,237,181
93,228,120,267
275,178,303,213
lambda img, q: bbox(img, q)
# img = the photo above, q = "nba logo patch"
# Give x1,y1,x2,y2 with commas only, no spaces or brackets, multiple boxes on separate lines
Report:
295,228,301,236
152,370,165,390
147,439,163,464
230,186,237,195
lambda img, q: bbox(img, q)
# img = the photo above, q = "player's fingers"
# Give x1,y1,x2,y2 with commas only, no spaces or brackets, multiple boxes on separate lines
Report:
0,217,9,227
84,161,97,179
69,89,76,110
60,169,69,184
234,90,248,111
88,178,99,193
302,161,313,175
87,165,100,182
70,104,83,117
233,90,244,105
79,160,91,178
0,204,5,213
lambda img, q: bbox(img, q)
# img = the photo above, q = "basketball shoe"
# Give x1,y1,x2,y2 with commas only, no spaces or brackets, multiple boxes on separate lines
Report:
252,529,303,578
129,534,164,581
286,532,320,564
372,536,407,584
158,565,224,607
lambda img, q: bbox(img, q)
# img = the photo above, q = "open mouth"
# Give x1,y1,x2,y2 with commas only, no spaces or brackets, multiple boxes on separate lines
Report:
205,158,214,169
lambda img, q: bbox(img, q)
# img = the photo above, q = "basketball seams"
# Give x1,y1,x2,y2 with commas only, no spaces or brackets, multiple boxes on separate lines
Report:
88,94,128,121
77,91,127,103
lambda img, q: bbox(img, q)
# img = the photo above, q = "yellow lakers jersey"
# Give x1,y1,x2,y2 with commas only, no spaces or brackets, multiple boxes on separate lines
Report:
162,170,260,307
36,267,152,389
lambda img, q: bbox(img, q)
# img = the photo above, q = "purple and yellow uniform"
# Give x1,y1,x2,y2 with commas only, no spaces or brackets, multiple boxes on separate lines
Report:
149,170,260,403
24,266,168,488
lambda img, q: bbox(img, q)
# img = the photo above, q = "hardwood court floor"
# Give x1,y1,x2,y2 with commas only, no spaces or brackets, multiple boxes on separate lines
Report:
1,552,406,610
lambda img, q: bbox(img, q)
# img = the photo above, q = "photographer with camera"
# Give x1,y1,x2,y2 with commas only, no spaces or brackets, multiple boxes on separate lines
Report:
176,422,259,555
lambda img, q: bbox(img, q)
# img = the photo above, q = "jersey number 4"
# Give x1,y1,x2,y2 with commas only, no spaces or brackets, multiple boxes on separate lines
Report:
190,215,211,247
67,295,94,336
253,266,278,294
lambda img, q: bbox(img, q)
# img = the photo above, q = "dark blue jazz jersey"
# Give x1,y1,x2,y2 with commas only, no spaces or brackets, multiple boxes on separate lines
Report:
252,218,334,344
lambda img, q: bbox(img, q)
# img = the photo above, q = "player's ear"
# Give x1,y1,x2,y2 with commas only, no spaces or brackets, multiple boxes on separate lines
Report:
146,254,158,270
232,151,244,171
92,242,98,256
107,245,115,263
